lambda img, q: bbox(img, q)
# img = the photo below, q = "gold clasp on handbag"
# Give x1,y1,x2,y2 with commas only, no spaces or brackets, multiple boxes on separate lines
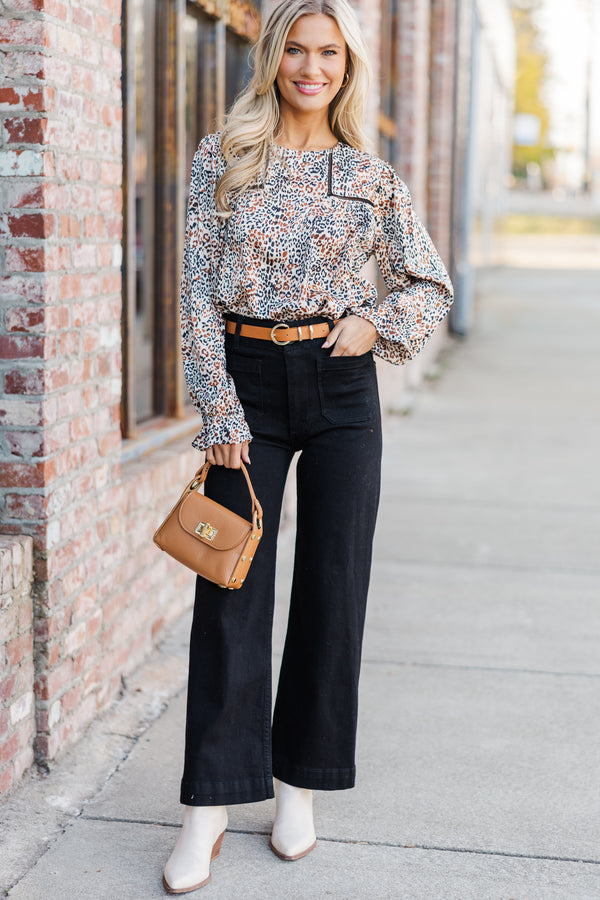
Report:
195,521,218,541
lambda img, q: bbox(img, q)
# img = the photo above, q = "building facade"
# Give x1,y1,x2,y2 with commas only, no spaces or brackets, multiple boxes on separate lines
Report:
0,0,509,794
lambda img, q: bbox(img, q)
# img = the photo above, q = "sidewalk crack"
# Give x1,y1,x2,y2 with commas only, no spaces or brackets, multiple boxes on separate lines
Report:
78,818,600,866
361,658,600,679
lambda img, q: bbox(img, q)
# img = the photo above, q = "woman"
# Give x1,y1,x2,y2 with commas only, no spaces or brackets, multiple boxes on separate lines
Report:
163,0,453,892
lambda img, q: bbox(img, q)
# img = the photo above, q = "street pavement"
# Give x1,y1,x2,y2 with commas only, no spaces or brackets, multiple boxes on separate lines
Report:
2,247,600,898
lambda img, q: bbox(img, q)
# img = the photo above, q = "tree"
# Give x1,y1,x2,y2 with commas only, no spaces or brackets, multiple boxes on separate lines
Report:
510,0,552,179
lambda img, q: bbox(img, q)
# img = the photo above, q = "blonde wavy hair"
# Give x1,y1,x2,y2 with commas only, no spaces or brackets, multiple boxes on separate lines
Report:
216,0,372,217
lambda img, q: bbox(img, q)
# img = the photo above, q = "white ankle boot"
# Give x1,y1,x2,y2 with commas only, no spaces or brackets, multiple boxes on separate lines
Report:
269,777,317,861
163,805,228,893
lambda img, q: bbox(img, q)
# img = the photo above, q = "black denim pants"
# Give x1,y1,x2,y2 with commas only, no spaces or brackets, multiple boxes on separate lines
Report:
180,315,382,806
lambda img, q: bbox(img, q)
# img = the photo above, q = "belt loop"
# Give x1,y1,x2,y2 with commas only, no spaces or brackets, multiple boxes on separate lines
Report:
233,318,241,349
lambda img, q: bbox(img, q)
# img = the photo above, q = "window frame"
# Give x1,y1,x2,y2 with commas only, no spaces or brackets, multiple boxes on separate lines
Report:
121,0,259,439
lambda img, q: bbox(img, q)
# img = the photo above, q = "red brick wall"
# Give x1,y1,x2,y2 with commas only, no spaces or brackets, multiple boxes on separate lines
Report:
0,2,197,782
0,536,34,795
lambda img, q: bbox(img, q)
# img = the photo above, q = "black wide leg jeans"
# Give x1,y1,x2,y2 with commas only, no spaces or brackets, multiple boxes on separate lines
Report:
180,315,382,806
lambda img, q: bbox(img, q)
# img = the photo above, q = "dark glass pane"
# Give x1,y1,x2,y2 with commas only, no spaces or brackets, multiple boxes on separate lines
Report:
133,0,155,422
225,28,251,113
185,9,217,181
379,0,397,162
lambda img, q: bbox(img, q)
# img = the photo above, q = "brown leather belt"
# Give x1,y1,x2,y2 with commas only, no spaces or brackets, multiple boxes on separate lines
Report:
225,319,336,346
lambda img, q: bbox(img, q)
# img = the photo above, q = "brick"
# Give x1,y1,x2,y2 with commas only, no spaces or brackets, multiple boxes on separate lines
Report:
4,368,44,394
0,86,44,112
2,117,46,144
41,699,62,731
60,684,83,715
83,214,105,238
5,430,44,457
13,744,34,782
0,19,45,45
63,622,86,656
57,90,83,120
71,6,93,29
0,733,19,767
72,64,95,95
6,632,32,668
81,158,98,182
0,709,9,739
10,691,33,726
2,47,44,80
36,657,73,701
6,214,53,240
0,461,51,489
18,599,34,632
86,609,102,642
0,674,17,704
42,183,71,210
59,214,80,238
4,247,45,274
4,493,46,520
0,333,45,358
14,660,34,698
0,149,43,177
72,243,96,268
0,607,15,645
0,275,44,303
5,307,45,332
0,398,43,428
99,161,121,185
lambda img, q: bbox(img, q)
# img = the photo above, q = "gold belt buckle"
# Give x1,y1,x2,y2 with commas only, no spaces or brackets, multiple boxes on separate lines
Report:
270,323,291,345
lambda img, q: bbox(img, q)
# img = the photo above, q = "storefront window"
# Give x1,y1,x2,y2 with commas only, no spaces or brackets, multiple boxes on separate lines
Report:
226,26,252,111
122,0,259,436
132,0,156,422
185,10,217,180
379,0,398,164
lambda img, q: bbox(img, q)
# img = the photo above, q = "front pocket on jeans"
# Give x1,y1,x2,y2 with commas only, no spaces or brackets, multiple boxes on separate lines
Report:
317,353,377,425
226,355,264,417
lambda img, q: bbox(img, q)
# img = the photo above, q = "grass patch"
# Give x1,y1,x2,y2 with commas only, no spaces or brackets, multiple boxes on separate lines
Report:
495,214,600,235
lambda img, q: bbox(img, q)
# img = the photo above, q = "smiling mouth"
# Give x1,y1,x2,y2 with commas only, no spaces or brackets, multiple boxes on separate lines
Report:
294,82,327,94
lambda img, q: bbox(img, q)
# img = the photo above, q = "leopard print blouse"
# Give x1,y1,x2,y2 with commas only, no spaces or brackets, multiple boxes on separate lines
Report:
181,132,453,450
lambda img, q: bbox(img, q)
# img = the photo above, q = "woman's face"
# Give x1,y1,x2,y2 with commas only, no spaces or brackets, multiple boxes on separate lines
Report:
276,14,347,118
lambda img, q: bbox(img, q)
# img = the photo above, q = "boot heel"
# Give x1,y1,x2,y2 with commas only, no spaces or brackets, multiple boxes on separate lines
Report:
211,829,225,860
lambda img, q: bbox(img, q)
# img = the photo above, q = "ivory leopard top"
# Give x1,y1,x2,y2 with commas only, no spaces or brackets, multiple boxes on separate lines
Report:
181,132,453,450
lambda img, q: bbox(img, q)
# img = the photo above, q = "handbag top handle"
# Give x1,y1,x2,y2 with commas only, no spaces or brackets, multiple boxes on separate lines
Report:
187,461,263,527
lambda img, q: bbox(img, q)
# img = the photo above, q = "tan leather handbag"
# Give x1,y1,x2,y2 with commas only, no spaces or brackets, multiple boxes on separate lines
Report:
153,461,263,589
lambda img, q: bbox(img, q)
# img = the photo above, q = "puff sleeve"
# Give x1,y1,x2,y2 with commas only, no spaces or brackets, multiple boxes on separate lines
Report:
180,135,252,450
356,165,454,364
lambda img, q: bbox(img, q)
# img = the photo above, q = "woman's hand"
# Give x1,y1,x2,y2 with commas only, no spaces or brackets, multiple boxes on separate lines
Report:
206,441,250,468
322,315,378,357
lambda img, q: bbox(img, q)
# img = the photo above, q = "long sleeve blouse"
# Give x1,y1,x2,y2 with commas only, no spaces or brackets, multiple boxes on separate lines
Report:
180,132,454,450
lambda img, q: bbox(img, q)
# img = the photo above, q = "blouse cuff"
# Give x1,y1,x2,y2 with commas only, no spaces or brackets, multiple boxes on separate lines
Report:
354,304,414,365
191,415,253,452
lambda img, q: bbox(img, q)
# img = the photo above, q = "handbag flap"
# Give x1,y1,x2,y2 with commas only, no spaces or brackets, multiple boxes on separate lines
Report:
178,492,252,551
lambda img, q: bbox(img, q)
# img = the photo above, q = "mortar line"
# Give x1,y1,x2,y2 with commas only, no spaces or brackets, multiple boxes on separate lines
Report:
78,817,600,866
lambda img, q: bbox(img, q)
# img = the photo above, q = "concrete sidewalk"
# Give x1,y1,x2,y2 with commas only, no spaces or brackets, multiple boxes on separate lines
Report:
2,258,600,899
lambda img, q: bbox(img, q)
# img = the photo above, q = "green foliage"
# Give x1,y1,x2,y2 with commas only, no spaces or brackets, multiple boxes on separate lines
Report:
511,1,553,178
496,214,600,235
